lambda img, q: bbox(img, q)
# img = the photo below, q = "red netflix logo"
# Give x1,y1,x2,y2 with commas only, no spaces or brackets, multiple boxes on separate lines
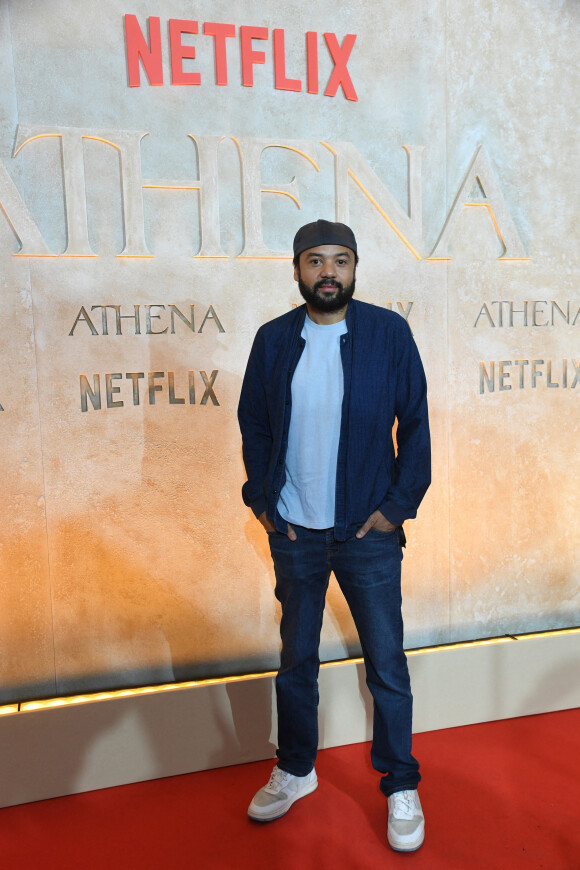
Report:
124,15,357,101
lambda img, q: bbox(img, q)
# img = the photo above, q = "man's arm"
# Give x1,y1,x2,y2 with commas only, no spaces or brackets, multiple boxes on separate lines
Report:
379,322,431,527
238,329,272,520
238,329,298,541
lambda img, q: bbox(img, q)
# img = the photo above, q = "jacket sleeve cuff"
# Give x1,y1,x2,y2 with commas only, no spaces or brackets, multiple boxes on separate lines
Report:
379,499,415,527
250,498,267,519
242,486,267,519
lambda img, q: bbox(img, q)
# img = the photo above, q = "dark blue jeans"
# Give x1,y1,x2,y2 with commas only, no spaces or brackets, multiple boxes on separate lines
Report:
268,524,420,797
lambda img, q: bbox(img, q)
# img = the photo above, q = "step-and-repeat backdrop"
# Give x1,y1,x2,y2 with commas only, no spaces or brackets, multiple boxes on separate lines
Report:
1,0,578,701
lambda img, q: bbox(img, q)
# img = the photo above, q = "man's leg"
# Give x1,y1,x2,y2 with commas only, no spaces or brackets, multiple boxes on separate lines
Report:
268,525,331,776
331,528,420,795
332,528,424,850
247,526,329,821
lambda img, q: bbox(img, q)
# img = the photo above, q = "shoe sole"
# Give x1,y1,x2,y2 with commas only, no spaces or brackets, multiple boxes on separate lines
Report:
247,778,318,822
387,825,425,852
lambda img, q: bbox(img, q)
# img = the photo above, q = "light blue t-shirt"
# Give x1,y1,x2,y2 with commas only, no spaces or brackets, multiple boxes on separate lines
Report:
278,314,348,528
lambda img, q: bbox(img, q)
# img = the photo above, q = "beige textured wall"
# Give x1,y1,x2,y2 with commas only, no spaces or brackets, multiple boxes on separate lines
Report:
0,0,578,701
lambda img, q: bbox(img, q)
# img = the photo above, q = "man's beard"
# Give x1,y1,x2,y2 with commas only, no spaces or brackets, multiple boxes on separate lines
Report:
297,274,356,313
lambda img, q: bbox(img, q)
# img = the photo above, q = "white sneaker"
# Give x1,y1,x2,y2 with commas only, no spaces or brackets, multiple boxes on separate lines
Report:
248,765,318,821
387,789,425,851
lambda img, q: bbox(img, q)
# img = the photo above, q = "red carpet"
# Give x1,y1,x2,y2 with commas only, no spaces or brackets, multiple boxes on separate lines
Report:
0,708,578,869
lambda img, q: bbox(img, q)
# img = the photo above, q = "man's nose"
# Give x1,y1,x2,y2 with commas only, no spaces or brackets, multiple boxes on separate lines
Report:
320,260,336,277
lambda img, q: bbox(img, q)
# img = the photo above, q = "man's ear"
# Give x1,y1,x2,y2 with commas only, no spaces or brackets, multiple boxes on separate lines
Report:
293,263,300,283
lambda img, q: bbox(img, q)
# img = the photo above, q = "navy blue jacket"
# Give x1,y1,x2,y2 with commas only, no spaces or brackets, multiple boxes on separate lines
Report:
238,299,431,541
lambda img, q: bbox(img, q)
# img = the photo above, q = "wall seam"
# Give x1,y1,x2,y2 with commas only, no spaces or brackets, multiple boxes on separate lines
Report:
444,0,452,645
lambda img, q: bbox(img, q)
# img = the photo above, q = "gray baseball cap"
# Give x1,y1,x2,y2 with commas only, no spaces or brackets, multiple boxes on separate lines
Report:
293,219,357,259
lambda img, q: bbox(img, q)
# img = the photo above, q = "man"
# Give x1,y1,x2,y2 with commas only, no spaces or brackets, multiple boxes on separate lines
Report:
237,219,431,852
